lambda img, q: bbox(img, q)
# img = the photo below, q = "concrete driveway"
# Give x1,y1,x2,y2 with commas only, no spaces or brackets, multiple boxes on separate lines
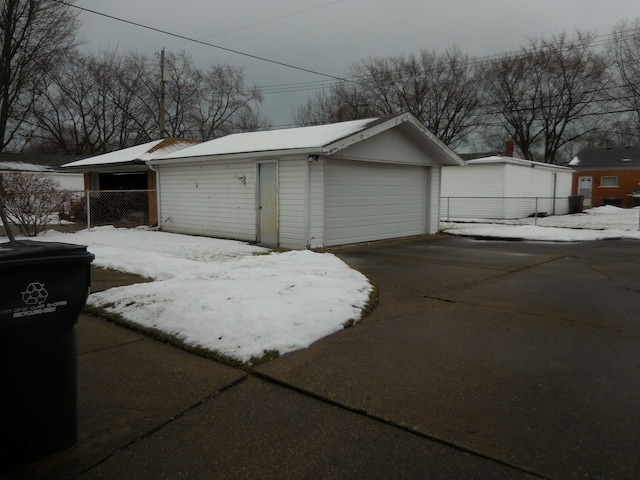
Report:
5,235,639,479
258,236,640,479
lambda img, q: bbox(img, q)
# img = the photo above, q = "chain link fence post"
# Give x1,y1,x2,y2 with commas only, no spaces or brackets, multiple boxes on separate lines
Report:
85,190,91,231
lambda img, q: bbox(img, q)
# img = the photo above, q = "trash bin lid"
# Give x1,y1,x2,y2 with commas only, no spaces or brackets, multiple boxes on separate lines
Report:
0,240,94,266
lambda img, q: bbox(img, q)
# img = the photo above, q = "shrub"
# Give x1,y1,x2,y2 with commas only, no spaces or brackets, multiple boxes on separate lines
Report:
0,172,74,237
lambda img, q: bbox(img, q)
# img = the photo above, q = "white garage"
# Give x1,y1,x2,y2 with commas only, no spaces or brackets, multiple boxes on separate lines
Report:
149,113,463,249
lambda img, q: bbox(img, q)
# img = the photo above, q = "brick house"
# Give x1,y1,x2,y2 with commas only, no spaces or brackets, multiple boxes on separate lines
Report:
569,146,640,208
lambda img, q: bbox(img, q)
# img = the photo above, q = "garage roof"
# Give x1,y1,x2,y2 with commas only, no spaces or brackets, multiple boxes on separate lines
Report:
154,113,463,166
60,138,199,169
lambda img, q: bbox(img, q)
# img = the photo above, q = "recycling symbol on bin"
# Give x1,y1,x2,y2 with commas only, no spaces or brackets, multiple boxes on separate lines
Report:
22,282,49,306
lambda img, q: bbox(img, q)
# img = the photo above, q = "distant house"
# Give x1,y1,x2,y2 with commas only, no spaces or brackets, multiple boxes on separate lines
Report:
441,155,574,219
149,113,464,249
569,146,640,208
61,138,199,226
0,153,85,191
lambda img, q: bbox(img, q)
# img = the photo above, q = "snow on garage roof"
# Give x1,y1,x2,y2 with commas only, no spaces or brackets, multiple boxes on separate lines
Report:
157,118,379,160
466,155,574,170
61,138,199,168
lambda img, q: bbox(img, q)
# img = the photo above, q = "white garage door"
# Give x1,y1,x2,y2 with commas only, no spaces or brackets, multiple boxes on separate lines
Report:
324,161,427,246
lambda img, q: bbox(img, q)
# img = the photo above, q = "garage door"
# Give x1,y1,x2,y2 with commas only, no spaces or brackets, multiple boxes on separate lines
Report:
324,161,427,246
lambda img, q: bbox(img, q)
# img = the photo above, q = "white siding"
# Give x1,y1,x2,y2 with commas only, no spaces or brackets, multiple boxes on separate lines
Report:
338,128,436,165
324,160,426,246
504,165,573,217
278,157,308,249
158,159,256,241
47,172,84,191
441,162,574,219
427,166,440,233
308,159,325,249
441,164,506,219
17,171,84,191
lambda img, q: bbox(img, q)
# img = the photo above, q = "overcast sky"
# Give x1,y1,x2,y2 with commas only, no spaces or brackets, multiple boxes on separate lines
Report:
74,0,639,127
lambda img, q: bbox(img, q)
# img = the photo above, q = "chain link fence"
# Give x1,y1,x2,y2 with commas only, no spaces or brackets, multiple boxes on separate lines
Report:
441,196,640,231
63,190,154,229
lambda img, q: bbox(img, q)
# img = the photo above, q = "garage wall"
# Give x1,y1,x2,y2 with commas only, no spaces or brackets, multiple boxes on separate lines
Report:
441,164,506,219
157,159,256,241
337,128,433,165
323,160,427,247
504,164,573,216
278,157,308,249
428,166,440,234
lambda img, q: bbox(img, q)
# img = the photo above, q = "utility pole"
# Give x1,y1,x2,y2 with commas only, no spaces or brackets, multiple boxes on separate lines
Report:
159,48,166,138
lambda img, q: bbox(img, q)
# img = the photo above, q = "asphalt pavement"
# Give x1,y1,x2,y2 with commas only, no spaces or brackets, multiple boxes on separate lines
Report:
4,235,640,479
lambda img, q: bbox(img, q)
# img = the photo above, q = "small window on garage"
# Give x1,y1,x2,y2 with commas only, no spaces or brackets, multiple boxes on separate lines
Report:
600,176,618,187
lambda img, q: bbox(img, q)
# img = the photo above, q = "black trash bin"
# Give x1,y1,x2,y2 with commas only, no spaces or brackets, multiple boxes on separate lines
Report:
0,240,94,468
568,195,584,214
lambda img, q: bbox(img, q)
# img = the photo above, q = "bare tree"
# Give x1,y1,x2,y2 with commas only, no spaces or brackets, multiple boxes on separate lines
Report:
190,64,264,140
27,49,157,154
160,51,267,140
0,0,80,152
294,83,375,125
295,48,482,148
607,17,640,143
482,30,611,163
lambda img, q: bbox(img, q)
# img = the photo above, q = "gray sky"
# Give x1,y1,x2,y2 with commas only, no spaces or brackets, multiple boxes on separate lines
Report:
75,0,639,127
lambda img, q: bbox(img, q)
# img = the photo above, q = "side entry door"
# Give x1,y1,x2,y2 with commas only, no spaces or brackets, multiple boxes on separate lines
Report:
258,162,278,246
578,176,592,208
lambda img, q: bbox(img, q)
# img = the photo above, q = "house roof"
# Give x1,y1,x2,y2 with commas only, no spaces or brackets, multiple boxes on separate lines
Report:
466,155,574,171
458,151,500,161
154,113,464,166
60,138,199,169
0,153,87,172
569,145,640,168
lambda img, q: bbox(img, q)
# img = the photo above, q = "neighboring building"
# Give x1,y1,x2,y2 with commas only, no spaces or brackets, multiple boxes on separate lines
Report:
149,113,464,249
441,155,574,219
0,153,85,191
569,146,640,208
61,138,199,226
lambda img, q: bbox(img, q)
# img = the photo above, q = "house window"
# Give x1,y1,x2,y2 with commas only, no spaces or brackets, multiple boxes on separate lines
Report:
600,176,618,187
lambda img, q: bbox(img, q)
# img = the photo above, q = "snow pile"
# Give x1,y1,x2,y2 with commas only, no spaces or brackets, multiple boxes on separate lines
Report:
35,227,373,363
442,206,640,241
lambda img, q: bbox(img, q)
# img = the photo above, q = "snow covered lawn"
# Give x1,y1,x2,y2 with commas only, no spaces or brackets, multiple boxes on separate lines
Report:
441,205,640,241
35,227,373,364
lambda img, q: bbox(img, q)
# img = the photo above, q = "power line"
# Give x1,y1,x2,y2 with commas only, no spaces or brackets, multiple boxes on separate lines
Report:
54,0,353,83
62,0,639,101
164,0,345,48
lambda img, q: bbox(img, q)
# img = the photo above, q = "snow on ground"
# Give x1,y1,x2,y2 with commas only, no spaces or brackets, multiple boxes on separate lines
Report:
442,206,640,241
12,206,637,363
33,227,373,363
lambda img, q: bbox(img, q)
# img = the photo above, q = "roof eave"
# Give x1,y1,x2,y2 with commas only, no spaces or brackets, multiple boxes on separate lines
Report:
324,113,464,166
61,159,147,171
150,147,321,165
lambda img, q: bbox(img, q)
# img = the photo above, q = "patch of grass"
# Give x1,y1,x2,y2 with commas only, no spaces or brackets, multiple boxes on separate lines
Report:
342,318,356,329
343,280,378,329
248,349,280,366
251,250,272,256
359,281,379,319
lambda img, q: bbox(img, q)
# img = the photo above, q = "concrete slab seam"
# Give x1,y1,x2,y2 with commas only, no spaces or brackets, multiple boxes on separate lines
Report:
78,338,146,357
70,375,249,479
249,370,550,480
